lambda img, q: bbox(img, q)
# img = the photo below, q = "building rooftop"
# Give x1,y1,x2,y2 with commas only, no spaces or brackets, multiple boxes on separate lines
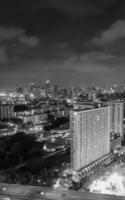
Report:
73,105,109,113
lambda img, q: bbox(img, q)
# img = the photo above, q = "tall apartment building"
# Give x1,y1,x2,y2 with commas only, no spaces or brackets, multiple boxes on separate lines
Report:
0,103,14,120
70,106,110,171
109,101,124,140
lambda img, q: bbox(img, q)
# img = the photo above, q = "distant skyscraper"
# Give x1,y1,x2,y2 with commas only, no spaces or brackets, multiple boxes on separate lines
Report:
16,84,23,94
70,106,110,171
45,80,51,89
41,87,46,97
30,83,35,94
34,86,41,97
88,91,97,102
29,83,41,97
45,80,53,97
53,84,58,96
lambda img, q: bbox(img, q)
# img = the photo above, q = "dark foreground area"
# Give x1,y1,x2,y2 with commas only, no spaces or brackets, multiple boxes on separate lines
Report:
0,132,70,187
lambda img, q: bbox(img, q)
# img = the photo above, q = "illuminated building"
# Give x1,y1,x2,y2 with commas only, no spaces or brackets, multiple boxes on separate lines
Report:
70,106,110,171
18,113,48,124
45,80,51,89
110,137,121,151
73,103,95,110
34,86,41,97
108,101,124,140
45,80,53,97
30,83,35,94
41,87,46,97
30,83,41,97
88,91,97,102
0,103,14,120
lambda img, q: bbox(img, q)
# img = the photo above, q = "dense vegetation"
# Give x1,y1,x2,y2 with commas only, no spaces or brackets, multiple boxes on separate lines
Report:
0,132,42,170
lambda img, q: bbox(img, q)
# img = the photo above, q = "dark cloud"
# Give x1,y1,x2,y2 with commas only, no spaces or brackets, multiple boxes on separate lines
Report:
19,36,39,47
0,0,125,87
92,20,125,45
0,47,8,63
0,26,39,46
45,0,117,16
0,0,122,34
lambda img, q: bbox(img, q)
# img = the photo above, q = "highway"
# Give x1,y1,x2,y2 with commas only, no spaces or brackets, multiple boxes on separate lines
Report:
0,183,125,200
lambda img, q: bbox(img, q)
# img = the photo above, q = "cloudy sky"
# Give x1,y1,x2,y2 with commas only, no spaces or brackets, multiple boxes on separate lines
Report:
0,0,125,88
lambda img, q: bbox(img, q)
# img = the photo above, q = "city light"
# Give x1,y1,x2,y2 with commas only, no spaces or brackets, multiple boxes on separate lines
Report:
89,172,125,196
0,92,6,96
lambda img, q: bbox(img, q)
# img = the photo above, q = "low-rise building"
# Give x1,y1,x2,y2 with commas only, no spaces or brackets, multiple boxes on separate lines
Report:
18,113,48,124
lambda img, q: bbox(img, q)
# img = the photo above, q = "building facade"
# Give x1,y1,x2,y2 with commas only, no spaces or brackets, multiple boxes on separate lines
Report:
70,106,110,171
109,101,124,140
0,103,14,120
21,113,48,124
88,91,97,102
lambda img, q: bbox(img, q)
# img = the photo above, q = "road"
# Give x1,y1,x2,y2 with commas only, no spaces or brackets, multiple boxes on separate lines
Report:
0,183,125,200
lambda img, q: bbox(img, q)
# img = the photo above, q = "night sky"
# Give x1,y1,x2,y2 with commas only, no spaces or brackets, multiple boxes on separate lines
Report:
0,0,125,88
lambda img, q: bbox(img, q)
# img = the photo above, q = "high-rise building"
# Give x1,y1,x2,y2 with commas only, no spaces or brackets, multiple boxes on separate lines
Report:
88,91,97,102
41,87,46,97
0,103,14,120
45,80,54,97
16,84,23,94
108,101,124,140
30,83,35,94
30,83,41,97
34,86,41,97
45,80,51,89
70,106,110,171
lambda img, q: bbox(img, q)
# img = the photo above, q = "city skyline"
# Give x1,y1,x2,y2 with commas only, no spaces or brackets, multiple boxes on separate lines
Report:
0,0,125,87
1,2,125,196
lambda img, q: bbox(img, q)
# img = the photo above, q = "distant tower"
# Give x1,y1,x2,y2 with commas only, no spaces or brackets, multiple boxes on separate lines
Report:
16,84,23,94
41,87,46,98
53,84,58,96
45,80,53,97
45,80,51,87
88,91,97,102
30,83,35,94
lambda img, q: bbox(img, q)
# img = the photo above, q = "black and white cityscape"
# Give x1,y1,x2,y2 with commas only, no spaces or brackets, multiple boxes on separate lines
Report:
1,1,125,200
